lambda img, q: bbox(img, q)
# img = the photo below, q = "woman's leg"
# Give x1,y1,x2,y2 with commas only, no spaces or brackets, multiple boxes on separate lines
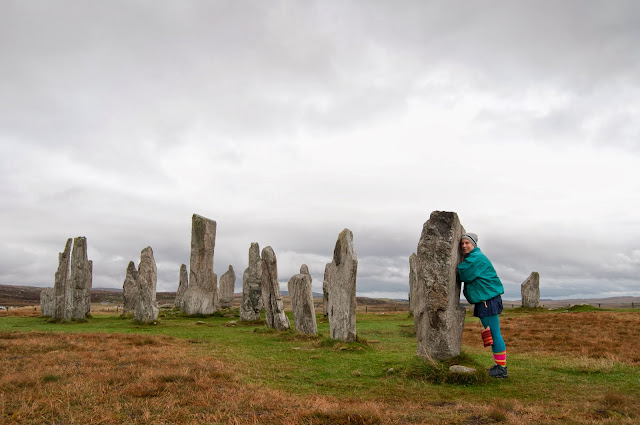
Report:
479,315,506,366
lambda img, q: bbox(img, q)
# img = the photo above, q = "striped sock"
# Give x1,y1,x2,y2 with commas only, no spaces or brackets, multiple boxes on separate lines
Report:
481,327,493,347
493,350,506,367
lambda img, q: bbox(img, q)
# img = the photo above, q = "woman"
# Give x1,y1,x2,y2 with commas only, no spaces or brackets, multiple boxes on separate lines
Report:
457,232,508,379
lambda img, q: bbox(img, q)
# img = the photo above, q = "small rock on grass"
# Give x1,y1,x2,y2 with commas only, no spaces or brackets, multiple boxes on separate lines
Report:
449,365,476,374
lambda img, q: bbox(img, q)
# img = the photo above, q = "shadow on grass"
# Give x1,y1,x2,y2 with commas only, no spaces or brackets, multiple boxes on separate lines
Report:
45,318,89,324
404,353,489,385
315,336,371,352
300,411,381,425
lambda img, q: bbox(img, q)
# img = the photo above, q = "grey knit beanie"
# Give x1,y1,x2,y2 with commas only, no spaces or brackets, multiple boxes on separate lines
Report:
461,233,478,247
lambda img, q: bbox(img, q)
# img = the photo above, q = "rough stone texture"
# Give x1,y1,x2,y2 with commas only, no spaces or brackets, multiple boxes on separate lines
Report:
325,228,358,342
414,211,467,361
40,288,54,317
218,265,236,308
122,261,139,315
182,214,218,315
45,237,93,320
288,264,317,335
322,264,330,317
240,243,263,321
69,237,92,319
521,271,541,308
174,264,188,309
133,246,159,322
260,246,290,330
408,253,417,316
52,238,72,319
449,365,476,374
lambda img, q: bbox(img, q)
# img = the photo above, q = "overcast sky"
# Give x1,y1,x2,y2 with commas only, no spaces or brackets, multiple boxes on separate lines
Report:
1,1,639,301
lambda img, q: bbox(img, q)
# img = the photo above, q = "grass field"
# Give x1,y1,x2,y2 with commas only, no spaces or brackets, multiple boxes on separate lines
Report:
1,305,639,424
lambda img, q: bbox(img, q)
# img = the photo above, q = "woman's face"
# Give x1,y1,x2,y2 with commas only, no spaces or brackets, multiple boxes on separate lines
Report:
460,238,475,255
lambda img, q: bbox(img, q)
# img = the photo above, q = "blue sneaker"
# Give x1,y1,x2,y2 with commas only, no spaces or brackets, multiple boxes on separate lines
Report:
488,364,508,379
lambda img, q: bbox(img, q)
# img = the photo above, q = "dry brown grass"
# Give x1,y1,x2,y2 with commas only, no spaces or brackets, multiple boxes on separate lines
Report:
1,331,393,424
463,311,640,365
0,330,602,425
0,306,42,318
2,309,640,424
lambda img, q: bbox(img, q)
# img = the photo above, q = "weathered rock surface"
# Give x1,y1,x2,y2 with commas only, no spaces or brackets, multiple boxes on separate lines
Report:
40,287,54,317
449,365,476,374
122,261,139,315
408,253,417,316
52,238,72,319
174,264,188,309
261,246,290,330
133,246,159,322
218,265,236,308
325,228,358,342
44,237,93,320
182,214,218,315
521,271,541,308
288,264,317,335
322,264,330,317
69,237,92,319
414,211,466,360
240,243,263,321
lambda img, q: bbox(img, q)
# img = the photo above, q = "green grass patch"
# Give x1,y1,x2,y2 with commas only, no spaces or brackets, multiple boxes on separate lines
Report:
42,374,62,383
566,304,601,312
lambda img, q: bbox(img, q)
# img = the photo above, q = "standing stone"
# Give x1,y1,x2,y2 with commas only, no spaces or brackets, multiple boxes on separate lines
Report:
40,288,54,317
414,211,467,360
260,246,290,330
408,253,417,317
322,264,330,317
288,264,317,335
240,243,263,321
122,261,139,315
52,238,72,319
174,264,188,309
133,246,159,322
182,214,218,315
325,229,358,342
521,272,540,308
47,237,92,320
218,265,236,308
69,237,92,320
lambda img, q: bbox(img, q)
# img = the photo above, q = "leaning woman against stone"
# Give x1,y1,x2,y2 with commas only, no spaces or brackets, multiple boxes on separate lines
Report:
457,233,508,379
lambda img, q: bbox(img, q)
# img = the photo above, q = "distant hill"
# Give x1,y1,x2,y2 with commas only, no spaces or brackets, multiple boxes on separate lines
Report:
0,283,638,308
0,284,175,307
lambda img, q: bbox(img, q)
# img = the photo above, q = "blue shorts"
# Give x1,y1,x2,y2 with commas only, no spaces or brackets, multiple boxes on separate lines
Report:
473,295,503,318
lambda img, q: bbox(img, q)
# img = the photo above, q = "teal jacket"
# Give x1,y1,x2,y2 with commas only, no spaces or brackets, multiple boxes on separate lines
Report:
457,247,504,304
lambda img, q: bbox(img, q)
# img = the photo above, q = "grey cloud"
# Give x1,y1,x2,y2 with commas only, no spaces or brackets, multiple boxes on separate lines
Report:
2,1,640,301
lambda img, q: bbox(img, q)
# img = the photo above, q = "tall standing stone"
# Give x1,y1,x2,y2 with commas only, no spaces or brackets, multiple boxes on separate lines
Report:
322,264,330,317
46,237,92,320
182,214,218,315
521,272,540,308
240,243,263,321
288,264,317,335
218,265,236,308
40,288,54,317
414,211,467,360
133,246,158,322
408,253,417,317
174,264,188,309
325,228,358,342
68,236,92,319
261,246,290,330
122,261,139,315
53,238,72,319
